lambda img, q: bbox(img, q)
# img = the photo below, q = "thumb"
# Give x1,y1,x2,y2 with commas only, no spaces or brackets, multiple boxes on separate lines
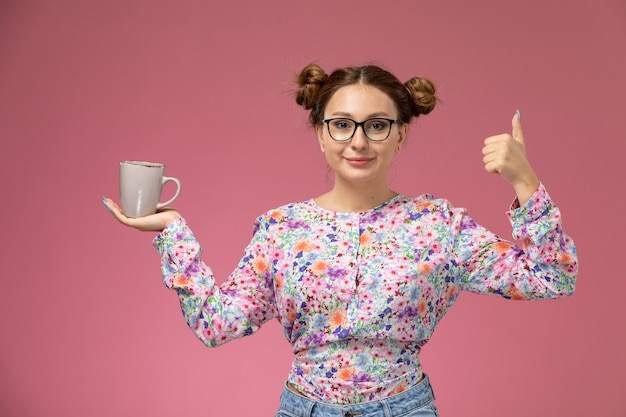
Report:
512,109,524,144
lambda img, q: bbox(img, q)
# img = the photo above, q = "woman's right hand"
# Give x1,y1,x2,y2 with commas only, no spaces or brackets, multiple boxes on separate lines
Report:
103,197,182,232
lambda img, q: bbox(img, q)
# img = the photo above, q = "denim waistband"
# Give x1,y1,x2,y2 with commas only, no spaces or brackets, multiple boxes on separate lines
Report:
277,374,436,417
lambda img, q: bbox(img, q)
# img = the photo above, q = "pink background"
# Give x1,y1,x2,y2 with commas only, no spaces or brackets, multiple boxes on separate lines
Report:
1,1,624,416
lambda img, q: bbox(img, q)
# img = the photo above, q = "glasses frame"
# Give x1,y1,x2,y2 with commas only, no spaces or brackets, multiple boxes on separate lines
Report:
322,117,400,142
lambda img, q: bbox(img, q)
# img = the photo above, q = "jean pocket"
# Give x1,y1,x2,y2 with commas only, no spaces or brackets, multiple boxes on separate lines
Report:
275,408,302,417
401,401,439,417
424,402,440,417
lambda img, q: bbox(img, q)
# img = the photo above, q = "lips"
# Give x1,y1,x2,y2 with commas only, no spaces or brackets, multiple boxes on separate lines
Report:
345,157,373,166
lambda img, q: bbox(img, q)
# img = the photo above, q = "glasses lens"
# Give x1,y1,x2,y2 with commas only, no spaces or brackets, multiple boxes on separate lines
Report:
328,119,356,141
364,119,392,141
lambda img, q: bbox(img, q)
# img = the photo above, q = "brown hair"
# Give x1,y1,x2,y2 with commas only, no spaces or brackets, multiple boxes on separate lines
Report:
295,63,437,126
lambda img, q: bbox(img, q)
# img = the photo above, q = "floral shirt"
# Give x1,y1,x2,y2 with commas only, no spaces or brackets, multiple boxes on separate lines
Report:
153,184,577,404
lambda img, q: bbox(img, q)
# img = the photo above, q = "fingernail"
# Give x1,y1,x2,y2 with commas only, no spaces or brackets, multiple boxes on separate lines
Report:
516,109,521,120
102,196,113,213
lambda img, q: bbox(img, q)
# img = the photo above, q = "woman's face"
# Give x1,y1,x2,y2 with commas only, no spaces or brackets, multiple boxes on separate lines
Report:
316,84,408,188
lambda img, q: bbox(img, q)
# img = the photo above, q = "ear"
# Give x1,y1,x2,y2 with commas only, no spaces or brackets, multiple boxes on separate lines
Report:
315,124,325,152
395,122,409,153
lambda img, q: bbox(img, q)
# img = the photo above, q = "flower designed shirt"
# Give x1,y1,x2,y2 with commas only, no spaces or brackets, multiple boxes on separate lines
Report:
153,184,577,404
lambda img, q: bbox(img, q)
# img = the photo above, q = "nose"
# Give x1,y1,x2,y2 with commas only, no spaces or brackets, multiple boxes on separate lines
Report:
350,125,369,150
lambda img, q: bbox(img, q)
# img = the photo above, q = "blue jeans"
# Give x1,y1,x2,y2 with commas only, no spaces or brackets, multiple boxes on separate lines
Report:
275,374,439,417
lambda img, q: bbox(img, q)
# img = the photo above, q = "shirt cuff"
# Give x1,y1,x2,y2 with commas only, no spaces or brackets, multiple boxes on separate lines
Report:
506,183,554,237
152,217,190,254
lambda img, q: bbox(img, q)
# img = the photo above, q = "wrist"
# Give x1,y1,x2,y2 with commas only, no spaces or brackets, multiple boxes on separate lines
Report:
163,212,182,229
513,174,540,207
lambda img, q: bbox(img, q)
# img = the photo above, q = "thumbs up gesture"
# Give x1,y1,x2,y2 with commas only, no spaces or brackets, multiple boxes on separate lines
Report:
482,112,540,205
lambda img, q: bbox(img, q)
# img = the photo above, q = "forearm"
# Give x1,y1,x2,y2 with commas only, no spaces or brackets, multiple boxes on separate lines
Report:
152,218,278,347
459,184,577,299
508,184,578,296
153,218,219,337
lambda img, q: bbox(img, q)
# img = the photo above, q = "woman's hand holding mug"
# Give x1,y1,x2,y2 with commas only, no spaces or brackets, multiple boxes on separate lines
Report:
103,160,182,232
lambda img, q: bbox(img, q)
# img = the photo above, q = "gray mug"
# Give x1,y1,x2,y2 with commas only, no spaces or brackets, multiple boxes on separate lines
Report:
119,160,181,218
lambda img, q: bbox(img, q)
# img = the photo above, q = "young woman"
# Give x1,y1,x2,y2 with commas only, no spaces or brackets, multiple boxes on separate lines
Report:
104,64,578,417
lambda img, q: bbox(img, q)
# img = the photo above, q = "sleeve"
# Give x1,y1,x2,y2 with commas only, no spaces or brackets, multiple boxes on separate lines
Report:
454,184,578,299
152,217,278,347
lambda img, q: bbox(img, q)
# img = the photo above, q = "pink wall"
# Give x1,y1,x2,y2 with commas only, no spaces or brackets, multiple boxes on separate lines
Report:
1,1,624,416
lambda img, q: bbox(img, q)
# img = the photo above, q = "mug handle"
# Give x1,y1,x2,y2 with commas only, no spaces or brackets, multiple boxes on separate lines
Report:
156,176,182,209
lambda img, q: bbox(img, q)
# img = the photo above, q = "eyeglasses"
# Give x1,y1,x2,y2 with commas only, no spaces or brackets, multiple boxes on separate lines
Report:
323,118,400,142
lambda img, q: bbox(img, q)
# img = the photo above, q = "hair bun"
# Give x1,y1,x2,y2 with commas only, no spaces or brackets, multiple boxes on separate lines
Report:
404,77,437,116
295,64,329,110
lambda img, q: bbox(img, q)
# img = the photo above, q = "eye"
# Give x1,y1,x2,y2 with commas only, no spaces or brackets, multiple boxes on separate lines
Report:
331,119,354,130
366,119,390,131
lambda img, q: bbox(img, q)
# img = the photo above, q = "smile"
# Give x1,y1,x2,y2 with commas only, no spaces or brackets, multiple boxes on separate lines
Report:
345,157,373,166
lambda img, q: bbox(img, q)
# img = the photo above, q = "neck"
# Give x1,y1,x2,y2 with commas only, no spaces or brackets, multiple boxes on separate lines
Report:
316,180,398,212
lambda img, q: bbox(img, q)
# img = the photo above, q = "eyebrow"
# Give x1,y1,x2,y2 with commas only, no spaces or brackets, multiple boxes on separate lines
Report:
328,111,393,119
